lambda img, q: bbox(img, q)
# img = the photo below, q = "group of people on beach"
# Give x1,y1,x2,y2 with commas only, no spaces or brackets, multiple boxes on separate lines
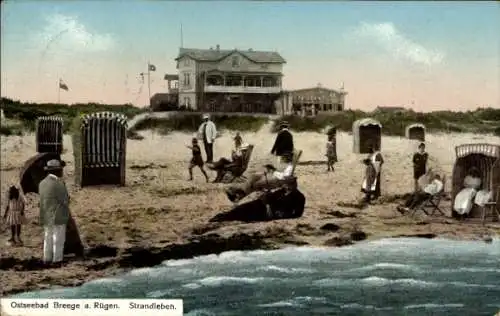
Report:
3,159,70,266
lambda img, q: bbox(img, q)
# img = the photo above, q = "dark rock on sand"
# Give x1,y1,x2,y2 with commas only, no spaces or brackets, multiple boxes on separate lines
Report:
324,236,354,247
320,223,341,232
350,230,367,241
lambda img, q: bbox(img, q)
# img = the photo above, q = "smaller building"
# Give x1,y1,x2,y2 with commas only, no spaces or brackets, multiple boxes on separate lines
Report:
276,84,347,116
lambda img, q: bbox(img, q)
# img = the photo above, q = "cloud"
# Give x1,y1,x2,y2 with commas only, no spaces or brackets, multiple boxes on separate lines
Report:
36,13,115,53
353,22,444,66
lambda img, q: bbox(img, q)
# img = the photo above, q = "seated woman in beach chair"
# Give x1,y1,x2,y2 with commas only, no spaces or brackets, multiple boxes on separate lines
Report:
225,153,294,203
208,136,249,182
453,167,482,218
397,174,444,214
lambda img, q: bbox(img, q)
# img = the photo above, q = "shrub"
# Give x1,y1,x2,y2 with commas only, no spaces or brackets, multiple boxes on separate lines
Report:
132,113,268,134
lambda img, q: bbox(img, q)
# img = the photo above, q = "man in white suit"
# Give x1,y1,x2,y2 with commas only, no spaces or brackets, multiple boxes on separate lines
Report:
38,159,70,266
197,114,217,163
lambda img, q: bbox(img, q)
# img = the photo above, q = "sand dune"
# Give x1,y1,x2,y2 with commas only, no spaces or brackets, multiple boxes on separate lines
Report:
0,126,499,296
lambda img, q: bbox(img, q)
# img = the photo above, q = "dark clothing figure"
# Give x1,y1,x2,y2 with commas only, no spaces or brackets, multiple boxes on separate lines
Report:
413,151,428,191
271,128,294,157
191,144,204,167
188,141,209,182
210,188,305,223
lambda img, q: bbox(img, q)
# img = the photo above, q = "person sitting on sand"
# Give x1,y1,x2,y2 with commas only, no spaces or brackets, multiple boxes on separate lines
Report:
453,167,482,218
187,138,209,182
225,153,294,203
398,174,443,213
2,185,26,246
208,134,248,182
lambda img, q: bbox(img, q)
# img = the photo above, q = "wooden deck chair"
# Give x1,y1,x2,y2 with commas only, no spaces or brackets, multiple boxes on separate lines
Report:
260,149,303,193
410,175,447,217
222,145,254,183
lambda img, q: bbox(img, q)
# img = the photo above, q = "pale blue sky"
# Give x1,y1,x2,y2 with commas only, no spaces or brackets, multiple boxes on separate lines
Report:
1,1,498,110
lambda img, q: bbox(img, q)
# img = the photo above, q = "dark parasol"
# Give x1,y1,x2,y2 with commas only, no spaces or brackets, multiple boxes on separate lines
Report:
19,152,64,194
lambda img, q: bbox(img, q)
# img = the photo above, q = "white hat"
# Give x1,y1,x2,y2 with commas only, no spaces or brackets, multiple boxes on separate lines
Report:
44,159,63,171
202,114,210,119
240,143,250,149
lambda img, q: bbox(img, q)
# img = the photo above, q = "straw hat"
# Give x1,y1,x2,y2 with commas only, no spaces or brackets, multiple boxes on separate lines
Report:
44,159,63,171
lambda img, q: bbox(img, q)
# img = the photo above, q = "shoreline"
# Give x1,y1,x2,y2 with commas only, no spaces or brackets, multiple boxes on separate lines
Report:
1,221,498,298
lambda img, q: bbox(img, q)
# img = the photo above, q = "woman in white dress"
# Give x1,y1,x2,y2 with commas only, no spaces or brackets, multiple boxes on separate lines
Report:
454,167,482,217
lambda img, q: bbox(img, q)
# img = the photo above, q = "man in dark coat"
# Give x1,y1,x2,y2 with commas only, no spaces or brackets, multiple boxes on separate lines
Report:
271,121,294,168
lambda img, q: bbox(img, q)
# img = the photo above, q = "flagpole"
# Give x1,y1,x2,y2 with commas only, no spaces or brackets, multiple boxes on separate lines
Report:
180,23,184,48
57,78,61,104
147,61,152,110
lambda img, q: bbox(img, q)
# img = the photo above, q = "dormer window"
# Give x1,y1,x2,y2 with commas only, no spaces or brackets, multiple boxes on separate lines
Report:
231,56,240,67
183,58,191,66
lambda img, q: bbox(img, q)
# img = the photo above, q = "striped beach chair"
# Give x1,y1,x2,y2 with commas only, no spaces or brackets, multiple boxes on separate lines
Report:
72,112,128,187
36,116,64,154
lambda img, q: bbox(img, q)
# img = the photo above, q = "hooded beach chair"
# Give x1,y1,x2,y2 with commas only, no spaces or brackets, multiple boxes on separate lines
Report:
451,143,500,222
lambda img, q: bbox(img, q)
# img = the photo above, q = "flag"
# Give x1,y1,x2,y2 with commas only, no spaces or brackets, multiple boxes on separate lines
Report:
148,64,156,72
59,80,69,91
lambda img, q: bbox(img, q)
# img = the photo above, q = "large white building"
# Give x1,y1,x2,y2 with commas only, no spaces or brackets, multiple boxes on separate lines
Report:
175,45,286,113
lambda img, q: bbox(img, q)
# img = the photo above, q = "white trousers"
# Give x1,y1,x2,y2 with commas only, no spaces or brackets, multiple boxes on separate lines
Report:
43,225,67,263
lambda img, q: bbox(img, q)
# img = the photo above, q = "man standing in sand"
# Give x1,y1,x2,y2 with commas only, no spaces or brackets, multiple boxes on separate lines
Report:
38,159,70,266
197,114,217,163
271,121,294,168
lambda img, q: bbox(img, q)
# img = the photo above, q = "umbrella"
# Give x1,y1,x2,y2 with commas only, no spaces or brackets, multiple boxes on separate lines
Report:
19,152,63,194
19,153,84,257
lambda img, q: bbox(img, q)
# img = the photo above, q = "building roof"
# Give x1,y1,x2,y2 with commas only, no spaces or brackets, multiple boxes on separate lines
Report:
288,86,347,95
176,47,286,64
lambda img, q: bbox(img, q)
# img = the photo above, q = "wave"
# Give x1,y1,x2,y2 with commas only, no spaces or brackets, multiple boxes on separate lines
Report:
259,296,327,308
348,262,421,272
340,303,393,310
183,276,274,289
404,303,464,309
257,265,314,274
314,276,500,289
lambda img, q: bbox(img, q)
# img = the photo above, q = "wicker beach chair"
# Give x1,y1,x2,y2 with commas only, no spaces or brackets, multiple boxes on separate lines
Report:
451,143,500,222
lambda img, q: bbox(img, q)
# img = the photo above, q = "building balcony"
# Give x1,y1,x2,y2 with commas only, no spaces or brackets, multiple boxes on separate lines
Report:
204,85,281,94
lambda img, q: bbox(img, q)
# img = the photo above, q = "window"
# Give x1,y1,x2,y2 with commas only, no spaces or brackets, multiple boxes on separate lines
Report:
183,73,191,87
183,58,191,66
231,55,240,67
184,97,191,107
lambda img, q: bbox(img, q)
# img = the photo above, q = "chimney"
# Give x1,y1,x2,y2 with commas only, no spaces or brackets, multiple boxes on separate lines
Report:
216,44,220,51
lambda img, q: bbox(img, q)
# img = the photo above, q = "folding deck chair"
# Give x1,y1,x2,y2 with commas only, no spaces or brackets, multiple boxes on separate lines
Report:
260,149,303,194
410,175,447,217
220,145,254,183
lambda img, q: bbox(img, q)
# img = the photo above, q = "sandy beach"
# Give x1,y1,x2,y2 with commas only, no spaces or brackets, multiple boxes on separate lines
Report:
1,124,499,297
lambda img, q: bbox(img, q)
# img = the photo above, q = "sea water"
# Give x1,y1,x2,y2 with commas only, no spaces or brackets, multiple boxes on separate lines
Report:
12,238,500,315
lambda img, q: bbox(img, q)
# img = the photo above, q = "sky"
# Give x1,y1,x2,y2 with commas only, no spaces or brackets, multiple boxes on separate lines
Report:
1,1,499,111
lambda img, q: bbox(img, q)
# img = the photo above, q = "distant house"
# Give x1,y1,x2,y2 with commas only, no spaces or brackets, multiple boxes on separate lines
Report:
175,45,286,113
277,84,347,116
375,106,407,113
